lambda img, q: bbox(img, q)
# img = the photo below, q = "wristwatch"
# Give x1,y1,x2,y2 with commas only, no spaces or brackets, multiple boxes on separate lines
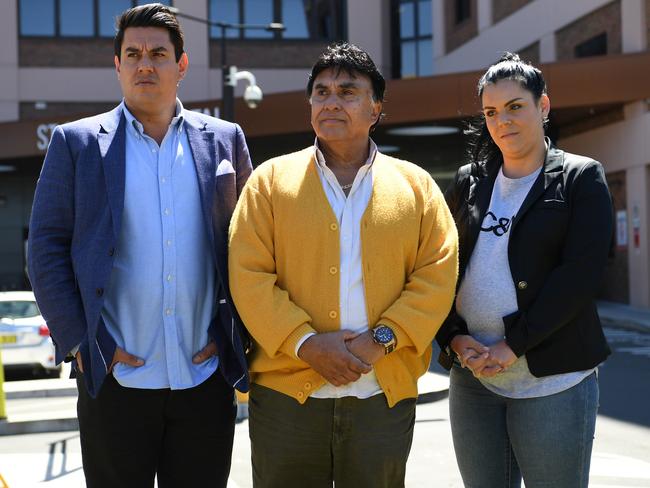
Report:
371,324,396,354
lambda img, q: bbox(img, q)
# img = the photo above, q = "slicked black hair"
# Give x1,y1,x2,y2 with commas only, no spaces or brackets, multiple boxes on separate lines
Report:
466,52,548,167
307,42,386,130
114,3,184,62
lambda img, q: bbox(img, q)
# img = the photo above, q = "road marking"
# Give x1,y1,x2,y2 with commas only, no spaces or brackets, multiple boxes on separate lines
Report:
590,452,650,486
603,328,650,358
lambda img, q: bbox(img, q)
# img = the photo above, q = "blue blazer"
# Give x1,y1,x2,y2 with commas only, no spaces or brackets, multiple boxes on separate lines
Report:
28,105,253,398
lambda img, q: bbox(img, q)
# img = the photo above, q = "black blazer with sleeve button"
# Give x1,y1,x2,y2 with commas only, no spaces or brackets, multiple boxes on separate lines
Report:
436,139,613,376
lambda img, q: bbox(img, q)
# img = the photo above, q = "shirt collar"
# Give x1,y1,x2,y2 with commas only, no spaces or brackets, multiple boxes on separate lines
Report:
120,98,185,139
313,137,378,170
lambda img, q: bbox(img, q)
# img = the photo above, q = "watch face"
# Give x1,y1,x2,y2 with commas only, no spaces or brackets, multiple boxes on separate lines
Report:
374,326,394,345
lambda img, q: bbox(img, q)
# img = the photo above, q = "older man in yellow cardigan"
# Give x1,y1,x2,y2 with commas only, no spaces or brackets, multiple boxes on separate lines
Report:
229,42,458,488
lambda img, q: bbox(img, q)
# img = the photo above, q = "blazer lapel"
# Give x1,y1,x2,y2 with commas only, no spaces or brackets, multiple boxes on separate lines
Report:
466,162,499,257
511,141,564,229
98,109,126,240
185,120,217,256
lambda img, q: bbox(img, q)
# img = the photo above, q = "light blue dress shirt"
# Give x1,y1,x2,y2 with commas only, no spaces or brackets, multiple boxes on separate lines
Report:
101,100,218,390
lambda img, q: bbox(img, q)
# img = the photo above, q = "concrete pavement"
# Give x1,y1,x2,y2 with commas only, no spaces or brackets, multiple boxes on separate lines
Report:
598,300,650,333
1,396,649,487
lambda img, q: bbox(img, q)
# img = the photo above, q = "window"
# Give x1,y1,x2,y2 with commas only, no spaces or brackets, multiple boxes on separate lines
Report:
455,0,471,24
19,0,172,37
60,0,95,36
393,0,433,78
575,32,608,58
208,0,345,41
20,0,56,36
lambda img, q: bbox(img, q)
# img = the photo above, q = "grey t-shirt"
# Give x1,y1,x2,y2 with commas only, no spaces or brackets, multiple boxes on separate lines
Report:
456,166,593,398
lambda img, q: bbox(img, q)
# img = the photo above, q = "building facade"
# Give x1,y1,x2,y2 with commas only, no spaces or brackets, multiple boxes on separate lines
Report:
1,0,650,308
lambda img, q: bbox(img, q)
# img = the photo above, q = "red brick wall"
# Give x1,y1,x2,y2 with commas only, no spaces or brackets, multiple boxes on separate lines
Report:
492,0,533,24
517,41,540,66
209,40,329,69
555,1,621,61
19,37,327,70
444,0,478,54
19,38,114,67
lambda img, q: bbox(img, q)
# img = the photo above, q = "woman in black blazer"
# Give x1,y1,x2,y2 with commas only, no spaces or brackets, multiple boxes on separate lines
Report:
436,53,613,488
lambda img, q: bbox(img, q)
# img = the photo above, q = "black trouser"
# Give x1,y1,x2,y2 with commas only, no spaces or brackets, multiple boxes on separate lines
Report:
76,370,236,488
249,384,416,488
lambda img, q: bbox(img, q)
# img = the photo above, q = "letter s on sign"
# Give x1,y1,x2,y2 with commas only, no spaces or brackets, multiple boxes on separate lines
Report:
36,123,58,151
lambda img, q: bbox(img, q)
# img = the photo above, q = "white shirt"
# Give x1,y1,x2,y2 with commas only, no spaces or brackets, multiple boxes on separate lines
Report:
296,138,383,399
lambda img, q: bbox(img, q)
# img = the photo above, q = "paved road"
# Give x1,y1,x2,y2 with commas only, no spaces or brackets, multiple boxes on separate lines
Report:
599,327,650,427
1,399,649,488
1,326,649,487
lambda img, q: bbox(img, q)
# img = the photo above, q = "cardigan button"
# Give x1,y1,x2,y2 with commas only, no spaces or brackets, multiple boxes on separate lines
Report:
329,310,338,319
329,266,337,275
304,382,312,390
517,281,528,290
330,223,338,231
108,247,115,256
96,288,104,297
297,391,304,399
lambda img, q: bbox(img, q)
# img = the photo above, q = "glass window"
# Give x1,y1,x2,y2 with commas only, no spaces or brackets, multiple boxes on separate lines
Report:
401,41,416,78
243,0,274,38
209,0,342,40
20,0,175,38
394,0,433,78
60,0,95,37
282,0,309,39
210,0,240,38
0,301,40,319
455,0,470,24
20,0,55,36
575,32,608,58
400,2,415,39
418,0,432,37
417,39,433,76
99,0,132,37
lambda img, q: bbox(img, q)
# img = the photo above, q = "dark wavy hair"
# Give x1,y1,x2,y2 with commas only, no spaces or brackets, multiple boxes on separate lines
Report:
465,52,547,171
307,42,386,131
114,3,184,62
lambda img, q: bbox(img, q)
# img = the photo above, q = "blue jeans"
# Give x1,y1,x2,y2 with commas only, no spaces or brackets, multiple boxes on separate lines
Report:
449,364,598,488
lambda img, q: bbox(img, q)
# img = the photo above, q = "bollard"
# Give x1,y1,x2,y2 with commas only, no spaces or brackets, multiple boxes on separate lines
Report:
0,346,6,420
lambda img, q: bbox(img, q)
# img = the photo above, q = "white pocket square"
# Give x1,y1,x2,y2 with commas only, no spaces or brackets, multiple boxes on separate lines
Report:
216,159,235,176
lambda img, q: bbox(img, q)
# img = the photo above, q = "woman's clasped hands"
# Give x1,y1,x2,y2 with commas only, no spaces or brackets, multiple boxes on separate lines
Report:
450,335,517,378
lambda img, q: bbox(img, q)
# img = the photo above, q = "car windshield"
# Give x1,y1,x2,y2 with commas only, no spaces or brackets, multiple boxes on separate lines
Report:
0,300,40,319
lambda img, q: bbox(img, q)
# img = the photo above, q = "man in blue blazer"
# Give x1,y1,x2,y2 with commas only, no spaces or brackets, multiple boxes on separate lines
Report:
27,4,251,487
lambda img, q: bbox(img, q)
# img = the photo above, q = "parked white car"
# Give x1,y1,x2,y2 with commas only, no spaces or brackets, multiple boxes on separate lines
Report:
0,291,60,377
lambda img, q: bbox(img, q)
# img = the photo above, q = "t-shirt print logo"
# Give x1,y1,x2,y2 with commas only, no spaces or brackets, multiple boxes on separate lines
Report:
480,211,513,236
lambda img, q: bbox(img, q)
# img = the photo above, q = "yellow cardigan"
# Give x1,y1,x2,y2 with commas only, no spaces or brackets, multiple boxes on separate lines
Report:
228,147,458,407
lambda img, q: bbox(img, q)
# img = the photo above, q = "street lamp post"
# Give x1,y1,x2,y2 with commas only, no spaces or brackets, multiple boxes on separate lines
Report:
170,8,284,121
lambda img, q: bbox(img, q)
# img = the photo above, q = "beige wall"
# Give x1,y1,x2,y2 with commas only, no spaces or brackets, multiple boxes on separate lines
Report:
560,102,650,306
207,68,311,100
346,0,390,76
433,0,614,74
6,0,343,122
621,0,647,52
0,0,19,122
175,0,211,102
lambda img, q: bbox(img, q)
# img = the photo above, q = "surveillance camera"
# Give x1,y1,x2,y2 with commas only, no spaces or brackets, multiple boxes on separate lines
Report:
244,84,263,109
